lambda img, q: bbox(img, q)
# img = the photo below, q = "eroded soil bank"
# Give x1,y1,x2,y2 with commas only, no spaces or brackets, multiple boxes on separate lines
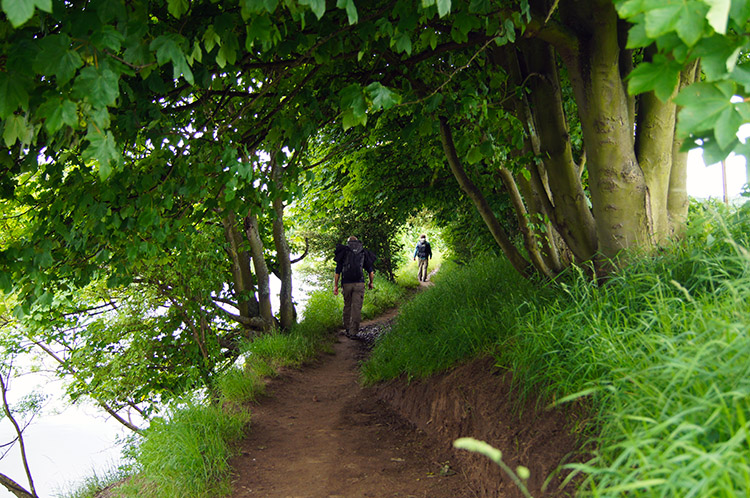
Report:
375,356,584,498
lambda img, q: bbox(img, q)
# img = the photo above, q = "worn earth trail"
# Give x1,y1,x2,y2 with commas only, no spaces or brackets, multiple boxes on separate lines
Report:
228,303,472,498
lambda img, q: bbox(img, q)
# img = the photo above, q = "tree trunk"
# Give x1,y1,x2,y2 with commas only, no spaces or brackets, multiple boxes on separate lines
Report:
270,154,296,331
668,61,700,238
221,211,260,326
498,166,554,278
244,211,274,331
559,1,652,263
520,38,598,262
438,116,533,277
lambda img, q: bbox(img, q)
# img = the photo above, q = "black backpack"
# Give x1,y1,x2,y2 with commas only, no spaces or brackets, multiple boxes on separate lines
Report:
341,248,365,281
416,241,429,258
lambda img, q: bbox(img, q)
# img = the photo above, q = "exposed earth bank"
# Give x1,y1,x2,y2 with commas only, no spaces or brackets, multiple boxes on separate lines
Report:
229,309,583,498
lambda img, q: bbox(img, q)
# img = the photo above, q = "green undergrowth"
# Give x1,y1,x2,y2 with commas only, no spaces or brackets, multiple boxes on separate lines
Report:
88,279,406,498
362,202,750,497
361,255,550,384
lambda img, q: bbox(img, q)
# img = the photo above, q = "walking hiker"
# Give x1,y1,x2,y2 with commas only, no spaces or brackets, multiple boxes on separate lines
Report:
333,236,375,338
413,234,432,282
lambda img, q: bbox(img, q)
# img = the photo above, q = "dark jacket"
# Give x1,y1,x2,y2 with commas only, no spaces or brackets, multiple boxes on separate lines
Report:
335,240,375,284
414,240,432,259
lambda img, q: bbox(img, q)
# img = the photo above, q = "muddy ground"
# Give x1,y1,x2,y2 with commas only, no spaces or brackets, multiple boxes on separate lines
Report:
228,305,585,498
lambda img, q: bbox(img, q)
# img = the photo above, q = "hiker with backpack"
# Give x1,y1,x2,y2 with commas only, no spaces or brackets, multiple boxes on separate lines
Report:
413,234,432,282
333,236,376,338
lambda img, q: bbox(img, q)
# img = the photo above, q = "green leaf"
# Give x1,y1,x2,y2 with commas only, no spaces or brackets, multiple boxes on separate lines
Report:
150,34,194,84
246,15,274,48
339,83,367,119
394,32,412,55
336,0,358,24
627,56,681,101
714,106,744,149
366,82,401,110
466,146,483,164
167,0,189,18
37,97,78,133
2,0,51,27
674,2,707,47
705,0,731,34
644,6,680,38
33,34,84,85
626,22,651,49
674,82,735,137
615,0,648,18
83,128,120,179
2,114,32,146
0,71,29,118
299,0,325,19
72,66,120,108
341,108,366,130
436,0,451,17
695,35,744,81
90,26,126,52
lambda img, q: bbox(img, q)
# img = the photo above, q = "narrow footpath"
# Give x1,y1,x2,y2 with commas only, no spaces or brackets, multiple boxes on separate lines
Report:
228,312,472,498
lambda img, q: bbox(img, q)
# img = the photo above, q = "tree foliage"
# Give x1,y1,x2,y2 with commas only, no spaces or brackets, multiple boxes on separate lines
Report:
0,4,748,485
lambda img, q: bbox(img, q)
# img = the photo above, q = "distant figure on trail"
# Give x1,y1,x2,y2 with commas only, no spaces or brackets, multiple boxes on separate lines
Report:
413,234,432,282
334,236,376,338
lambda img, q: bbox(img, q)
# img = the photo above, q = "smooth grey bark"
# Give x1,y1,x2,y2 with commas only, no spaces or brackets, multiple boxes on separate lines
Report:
244,211,274,331
498,166,554,278
520,38,598,262
221,211,260,322
270,155,296,331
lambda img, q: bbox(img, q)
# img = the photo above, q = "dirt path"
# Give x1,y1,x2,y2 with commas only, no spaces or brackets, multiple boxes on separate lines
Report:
228,309,471,498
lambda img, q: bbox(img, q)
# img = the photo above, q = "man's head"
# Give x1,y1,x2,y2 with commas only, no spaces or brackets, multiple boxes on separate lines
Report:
348,235,358,242
420,234,426,241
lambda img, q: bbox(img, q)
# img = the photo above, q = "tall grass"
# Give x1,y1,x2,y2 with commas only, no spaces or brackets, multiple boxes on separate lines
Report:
120,402,250,498
363,202,750,497
361,256,549,384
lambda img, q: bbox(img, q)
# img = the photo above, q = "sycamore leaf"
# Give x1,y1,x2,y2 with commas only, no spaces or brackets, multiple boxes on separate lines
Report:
1,0,51,27
644,6,680,38
299,0,325,19
366,82,401,110
150,34,194,84
72,66,120,108
341,108,367,130
336,0,358,24
167,0,189,18
37,97,78,133
393,32,412,55
33,34,84,85
339,83,367,119
705,0,730,34
466,146,483,164
2,114,33,146
615,0,648,17
0,71,29,118
674,81,735,139
714,106,744,149
627,56,681,101
421,0,436,7
436,0,451,17
90,26,125,52
83,128,120,179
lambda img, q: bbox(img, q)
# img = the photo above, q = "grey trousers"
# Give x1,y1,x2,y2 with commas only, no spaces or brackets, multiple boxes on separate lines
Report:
342,282,365,333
